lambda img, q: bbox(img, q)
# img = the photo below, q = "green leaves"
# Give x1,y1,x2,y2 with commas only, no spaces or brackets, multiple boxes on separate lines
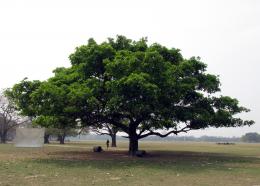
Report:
69,41,115,78
5,78,41,117
8,35,254,141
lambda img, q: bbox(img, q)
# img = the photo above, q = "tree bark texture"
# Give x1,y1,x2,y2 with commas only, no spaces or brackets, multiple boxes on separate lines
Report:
111,133,117,147
128,127,139,156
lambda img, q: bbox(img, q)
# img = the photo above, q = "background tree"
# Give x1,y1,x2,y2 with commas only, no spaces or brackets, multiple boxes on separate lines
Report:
5,78,41,117
0,92,28,143
43,127,79,144
55,128,78,144
91,124,119,147
44,127,55,144
241,132,260,143
8,36,254,155
6,77,79,144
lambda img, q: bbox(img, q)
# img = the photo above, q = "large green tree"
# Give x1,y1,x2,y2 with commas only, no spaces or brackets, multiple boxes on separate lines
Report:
8,36,254,155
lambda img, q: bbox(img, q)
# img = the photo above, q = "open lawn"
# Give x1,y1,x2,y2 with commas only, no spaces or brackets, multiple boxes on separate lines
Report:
0,141,260,186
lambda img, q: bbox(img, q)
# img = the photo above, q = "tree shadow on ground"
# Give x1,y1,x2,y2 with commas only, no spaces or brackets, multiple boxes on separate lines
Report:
33,150,260,173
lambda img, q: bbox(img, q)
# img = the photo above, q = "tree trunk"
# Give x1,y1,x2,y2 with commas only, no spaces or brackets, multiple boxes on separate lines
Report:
58,135,65,144
0,131,7,144
44,134,50,144
1,135,6,143
111,133,117,147
128,132,138,156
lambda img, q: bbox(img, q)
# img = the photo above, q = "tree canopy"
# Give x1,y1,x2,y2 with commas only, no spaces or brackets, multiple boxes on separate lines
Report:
7,35,254,155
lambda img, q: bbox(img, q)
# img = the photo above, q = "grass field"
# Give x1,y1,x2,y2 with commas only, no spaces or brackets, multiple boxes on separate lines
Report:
0,141,260,186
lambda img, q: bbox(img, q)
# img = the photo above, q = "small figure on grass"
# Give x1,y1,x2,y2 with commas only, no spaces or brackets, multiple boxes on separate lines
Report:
106,139,109,149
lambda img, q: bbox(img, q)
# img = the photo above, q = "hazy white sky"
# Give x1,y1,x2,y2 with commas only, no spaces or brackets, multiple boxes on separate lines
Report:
0,0,259,137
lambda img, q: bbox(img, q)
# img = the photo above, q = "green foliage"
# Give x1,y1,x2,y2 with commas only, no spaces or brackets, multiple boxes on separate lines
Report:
45,127,78,138
7,35,254,154
5,78,41,117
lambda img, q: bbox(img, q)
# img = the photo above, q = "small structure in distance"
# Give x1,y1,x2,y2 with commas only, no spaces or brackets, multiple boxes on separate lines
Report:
14,128,45,147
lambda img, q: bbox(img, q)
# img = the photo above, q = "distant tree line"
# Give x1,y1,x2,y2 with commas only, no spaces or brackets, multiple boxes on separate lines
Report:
68,134,242,143
142,135,242,142
241,132,260,143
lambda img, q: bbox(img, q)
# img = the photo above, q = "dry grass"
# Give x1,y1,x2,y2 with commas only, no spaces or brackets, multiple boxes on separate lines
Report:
0,141,260,186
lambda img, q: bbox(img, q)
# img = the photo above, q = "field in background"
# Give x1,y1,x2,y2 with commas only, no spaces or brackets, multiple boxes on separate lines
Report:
0,141,260,186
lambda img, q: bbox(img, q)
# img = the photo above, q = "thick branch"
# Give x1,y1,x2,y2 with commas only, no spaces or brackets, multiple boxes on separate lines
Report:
137,128,146,137
104,118,128,133
138,127,191,139
91,128,111,136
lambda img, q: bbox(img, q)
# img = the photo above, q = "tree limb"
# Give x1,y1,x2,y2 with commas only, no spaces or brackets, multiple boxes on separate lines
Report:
138,126,192,139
